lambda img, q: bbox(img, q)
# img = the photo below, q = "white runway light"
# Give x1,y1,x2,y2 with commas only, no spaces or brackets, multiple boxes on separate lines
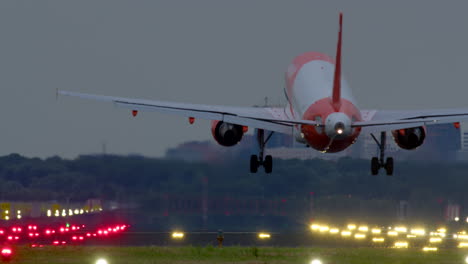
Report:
310,259,322,264
96,258,109,264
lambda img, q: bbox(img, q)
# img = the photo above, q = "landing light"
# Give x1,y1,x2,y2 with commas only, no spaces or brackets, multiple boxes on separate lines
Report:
258,233,271,239
336,129,343,135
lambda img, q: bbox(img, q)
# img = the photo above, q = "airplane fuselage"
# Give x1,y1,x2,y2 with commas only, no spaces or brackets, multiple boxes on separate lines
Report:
285,52,362,152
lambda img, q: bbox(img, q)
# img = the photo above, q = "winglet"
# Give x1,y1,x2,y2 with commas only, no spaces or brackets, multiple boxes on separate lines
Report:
331,12,343,111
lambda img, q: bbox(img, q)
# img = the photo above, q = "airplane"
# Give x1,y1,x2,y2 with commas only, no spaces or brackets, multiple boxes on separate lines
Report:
59,13,468,176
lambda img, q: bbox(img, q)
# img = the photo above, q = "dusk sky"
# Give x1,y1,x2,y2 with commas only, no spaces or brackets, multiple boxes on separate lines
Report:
0,0,467,158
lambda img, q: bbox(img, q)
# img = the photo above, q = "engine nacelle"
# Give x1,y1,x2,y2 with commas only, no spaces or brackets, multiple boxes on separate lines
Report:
211,121,244,147
392,126,426,150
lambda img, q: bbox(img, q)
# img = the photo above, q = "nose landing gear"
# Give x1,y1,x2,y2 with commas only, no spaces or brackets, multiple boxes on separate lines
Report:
250,129,274,174
370,131,394,176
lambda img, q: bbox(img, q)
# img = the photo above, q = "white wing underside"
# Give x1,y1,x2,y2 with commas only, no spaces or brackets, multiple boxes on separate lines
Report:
58,91,315,135
59,90,468,136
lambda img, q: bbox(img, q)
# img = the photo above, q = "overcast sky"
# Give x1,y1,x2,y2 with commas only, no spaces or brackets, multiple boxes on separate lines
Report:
0,0,467,159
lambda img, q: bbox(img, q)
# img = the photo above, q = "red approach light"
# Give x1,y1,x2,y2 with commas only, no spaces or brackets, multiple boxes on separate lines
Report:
61,241,66,245
31,244,37,248
45,230,51,235
98,230,103,235
454,122,461,129
14,237,19,240
132,110,138,117
79,236,84,240
72,236,77,240
53,241,59,246
28,233,34,237
71,226,76,231
6,236,12,241
103,231,109,235
60,227,65,232
86,233,91,237
0,230,4,235
188,117,195,124
11,228,16,233
35,233,39,237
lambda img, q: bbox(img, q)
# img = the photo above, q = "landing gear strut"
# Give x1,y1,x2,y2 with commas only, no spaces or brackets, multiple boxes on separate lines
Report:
250,129,274,174
370,132,394,176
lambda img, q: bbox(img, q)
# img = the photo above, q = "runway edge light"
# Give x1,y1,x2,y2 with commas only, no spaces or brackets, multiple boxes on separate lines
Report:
96,258,109,264
310,259,322,264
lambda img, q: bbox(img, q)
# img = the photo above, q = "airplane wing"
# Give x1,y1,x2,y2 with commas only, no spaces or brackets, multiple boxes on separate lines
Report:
355,109,468,133
58,90,321,135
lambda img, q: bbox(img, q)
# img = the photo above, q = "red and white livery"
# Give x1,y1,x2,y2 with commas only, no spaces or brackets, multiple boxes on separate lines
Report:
59,13,468,175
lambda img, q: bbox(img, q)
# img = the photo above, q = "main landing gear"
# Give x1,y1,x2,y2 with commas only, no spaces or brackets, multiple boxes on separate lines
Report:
370,131,394,176
250,129,274,174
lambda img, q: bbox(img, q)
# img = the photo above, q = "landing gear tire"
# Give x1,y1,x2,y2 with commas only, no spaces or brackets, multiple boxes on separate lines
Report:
370,132,395,176
250,155,259,173
371,157,379,176
385,157,394,176
264,155,273,174
250,129,275,173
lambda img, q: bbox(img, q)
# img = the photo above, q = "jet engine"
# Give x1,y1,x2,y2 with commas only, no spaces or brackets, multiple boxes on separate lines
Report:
392,126,426,150
211,121,245,147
